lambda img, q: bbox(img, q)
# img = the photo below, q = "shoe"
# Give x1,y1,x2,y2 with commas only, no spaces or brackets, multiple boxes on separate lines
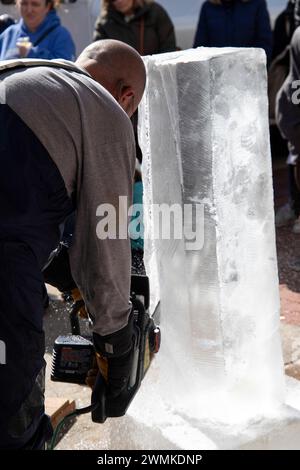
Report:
275,203,296,227
292,216,300,234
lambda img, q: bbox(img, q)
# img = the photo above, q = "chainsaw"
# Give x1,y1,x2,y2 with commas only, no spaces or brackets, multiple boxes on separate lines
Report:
51,274,161,423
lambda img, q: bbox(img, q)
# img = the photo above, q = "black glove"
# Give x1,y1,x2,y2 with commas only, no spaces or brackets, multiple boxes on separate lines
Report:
92,312,135,399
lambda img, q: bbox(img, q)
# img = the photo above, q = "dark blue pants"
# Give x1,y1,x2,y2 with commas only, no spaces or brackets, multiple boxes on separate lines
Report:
0,105,73,449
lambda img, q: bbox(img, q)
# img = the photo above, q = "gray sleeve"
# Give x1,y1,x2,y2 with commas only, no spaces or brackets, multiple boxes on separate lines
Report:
69,125,136,336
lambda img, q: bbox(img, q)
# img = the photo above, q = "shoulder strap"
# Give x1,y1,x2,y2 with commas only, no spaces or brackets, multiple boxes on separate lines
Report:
139,17,144,56
0,58,90,78
33,25,59,47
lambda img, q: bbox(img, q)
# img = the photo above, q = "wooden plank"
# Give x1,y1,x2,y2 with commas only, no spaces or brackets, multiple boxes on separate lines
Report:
45,397,76,430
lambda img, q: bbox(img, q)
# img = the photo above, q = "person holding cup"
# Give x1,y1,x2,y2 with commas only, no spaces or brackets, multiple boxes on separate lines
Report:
0,0,75,60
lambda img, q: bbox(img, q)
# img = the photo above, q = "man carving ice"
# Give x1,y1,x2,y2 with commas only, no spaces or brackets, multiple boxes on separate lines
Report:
0,39,146,449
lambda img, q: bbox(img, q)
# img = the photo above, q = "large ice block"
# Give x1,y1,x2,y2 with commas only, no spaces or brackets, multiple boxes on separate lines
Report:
54,48,300,451
138,47,285,420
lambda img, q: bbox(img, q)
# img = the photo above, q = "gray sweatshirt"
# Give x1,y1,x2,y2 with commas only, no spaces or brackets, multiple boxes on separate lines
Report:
0,59,135,336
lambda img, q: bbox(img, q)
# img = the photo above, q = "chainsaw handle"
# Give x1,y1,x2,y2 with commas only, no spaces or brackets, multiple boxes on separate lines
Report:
91,372,107,423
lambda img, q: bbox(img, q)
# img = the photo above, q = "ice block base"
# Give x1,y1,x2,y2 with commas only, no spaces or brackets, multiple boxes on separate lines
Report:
95,374,300,450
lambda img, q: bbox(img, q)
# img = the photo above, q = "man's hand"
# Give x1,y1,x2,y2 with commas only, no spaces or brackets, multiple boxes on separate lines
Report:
91,312,135,399
18,44,31,57
16,39,32,58
69,287,88,319
85,353,108,389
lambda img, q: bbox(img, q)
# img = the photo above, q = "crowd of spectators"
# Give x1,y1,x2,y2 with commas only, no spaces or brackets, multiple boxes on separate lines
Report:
0,0,299,252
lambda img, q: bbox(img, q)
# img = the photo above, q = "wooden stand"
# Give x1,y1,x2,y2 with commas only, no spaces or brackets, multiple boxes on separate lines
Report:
45,397,76,430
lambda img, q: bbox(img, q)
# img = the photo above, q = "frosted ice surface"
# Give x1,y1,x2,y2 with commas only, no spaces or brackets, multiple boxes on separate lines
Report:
139,47,285,421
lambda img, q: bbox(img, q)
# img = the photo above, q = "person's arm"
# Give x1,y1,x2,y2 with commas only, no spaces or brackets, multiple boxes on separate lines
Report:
254,0,273,64
26,28,76,60
0,28,17,60
69,117,135,337
68,112,136,398
193,3,209,48
276,27,300,154
276,83,300,155
154,4,176,53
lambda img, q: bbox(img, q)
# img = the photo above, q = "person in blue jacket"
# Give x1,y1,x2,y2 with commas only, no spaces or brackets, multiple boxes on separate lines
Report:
0,0,75,61
193,0,272,64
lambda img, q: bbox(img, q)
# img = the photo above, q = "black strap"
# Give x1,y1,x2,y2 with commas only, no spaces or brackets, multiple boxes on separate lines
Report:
33,25,59,47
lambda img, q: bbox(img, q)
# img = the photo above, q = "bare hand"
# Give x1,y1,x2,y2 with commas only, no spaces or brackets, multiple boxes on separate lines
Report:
18,43,32,58
85,354,108,389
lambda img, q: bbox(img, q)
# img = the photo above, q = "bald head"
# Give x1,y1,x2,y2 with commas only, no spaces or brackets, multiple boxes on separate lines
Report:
76,40,146,117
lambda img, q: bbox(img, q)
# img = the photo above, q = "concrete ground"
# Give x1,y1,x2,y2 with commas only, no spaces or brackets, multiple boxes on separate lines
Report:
43,290,300,450
43,157,300,449
274,158,300,381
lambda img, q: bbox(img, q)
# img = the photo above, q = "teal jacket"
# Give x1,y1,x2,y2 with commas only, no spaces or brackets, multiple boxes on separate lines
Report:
130,181,144,251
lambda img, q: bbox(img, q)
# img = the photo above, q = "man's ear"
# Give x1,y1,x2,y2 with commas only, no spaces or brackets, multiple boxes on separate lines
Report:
119,86,135,116
115,81,136,116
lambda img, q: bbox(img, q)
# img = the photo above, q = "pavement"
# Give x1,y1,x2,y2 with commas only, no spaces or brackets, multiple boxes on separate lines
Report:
43,156,300,449
274,158,300,380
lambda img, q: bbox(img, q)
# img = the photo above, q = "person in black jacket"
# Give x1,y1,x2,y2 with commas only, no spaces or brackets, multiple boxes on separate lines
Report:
0,14,15,35
268,1,298,163
193,0,272,63
94,0,176,55
272,0,300,60
273,3,300,233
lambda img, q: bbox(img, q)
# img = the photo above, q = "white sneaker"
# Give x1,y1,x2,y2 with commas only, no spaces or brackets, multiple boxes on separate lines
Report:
275,203,296,227
292,216,300,234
